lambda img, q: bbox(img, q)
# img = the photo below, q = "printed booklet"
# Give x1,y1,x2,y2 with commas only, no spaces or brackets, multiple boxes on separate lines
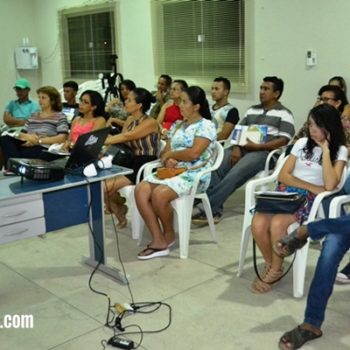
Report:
231,124,267,146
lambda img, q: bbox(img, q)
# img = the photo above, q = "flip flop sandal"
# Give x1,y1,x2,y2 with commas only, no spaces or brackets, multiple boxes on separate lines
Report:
278,325,322,350
137,247,170,260
273,230,307,258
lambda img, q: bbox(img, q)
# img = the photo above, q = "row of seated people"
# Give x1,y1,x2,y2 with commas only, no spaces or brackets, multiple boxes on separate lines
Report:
1,74,350,349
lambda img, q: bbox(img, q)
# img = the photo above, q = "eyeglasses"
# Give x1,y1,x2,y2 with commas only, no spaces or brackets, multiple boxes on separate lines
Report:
317,96,337,103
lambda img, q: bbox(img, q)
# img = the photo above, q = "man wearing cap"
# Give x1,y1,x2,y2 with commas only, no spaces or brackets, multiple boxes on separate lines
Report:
3,78,40,127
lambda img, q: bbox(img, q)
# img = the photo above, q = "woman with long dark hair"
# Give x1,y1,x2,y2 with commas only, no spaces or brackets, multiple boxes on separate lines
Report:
63,90,106,150
104,87,160,228
251,104,347,293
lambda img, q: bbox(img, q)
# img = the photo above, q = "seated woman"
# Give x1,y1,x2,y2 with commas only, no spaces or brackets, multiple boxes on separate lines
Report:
157,79,188,138
104,87,160,228
0,86,69,174
135,86,216,260
250,104,347,293
63,90,106,150
105,79,136,131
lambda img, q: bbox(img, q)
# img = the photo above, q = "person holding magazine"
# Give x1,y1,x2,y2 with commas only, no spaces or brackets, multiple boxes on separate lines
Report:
192,76,295,224
250,104,347,294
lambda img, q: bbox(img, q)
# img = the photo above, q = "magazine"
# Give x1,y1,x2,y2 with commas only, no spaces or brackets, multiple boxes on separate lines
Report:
46,143,70,156
231,124,268,146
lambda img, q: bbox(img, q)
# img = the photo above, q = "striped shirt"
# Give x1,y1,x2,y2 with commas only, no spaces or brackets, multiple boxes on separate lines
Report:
240,102,295,142
125,115,160,156
23,112,69,136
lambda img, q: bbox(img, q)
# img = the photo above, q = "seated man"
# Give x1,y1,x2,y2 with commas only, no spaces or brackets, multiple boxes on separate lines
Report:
210,76,239,142
62,80,79,123
193,76,295,223
275,217,350,349
3,78,40,128
149,74,172,118
1,78,40,170
293,84,347,142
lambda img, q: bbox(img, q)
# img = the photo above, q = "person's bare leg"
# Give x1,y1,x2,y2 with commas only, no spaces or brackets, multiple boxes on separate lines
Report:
252,213,274,264
135,182,167,250
152,185,178,245
270,214,297,271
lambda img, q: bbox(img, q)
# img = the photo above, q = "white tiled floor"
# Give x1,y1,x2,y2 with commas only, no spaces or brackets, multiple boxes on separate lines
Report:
0,188,349,350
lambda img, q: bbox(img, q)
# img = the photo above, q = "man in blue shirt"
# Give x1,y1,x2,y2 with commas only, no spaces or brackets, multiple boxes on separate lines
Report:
3,78,40,127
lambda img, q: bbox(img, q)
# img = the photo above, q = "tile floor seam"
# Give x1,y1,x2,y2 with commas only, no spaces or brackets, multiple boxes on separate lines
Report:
0,261,106,326
47,325,106,350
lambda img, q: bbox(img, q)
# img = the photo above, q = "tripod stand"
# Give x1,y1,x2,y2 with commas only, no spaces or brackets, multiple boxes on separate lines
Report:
101,54,124,103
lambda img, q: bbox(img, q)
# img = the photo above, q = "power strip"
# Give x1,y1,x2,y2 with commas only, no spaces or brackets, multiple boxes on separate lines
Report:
107,336,134,349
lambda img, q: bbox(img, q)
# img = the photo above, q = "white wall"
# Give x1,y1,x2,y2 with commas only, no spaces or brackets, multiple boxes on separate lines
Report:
0,0,39,110
2,0,350,131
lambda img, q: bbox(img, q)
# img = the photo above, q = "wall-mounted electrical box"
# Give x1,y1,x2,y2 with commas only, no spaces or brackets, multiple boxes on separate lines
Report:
15,47,39,70
306,50,317,67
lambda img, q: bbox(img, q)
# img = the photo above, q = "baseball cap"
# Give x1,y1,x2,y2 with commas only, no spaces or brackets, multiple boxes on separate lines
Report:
14,78,31,89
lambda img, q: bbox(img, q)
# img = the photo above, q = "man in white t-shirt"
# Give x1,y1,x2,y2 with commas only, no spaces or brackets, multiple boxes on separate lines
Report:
210,77,239,141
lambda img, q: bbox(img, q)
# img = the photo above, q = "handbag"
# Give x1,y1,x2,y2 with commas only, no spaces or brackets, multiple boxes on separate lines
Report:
106,144,134,168
254,191,306,214
156,167,186,179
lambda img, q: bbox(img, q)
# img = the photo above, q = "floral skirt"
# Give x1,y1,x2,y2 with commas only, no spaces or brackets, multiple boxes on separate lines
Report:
275,184,316,224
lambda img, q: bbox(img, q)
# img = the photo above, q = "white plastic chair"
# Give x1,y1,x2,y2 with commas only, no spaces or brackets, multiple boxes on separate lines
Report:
237,156,347,298
118,140,166,239
133,141,224,259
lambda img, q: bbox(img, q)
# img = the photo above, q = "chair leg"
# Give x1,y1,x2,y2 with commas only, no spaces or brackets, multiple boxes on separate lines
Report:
293,240,309,298
173,199,192,259
201,196,217,242
237,226,252,277
132,203,144,241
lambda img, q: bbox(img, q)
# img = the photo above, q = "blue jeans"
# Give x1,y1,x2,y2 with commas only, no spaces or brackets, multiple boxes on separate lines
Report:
204,147,268,214
304,215,350,328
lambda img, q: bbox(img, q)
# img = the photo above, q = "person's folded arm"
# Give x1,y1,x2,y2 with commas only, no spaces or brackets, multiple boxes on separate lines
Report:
244,136,289,152
104,118,159,145
160,137,211,164
278,155,325,195
3,112,26,127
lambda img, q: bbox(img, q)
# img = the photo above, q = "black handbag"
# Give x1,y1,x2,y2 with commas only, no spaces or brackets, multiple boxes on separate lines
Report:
254,191,306,214
107,144,134,168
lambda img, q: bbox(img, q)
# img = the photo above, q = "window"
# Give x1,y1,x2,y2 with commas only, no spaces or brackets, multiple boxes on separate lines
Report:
152,0,246,92
60,3,116,80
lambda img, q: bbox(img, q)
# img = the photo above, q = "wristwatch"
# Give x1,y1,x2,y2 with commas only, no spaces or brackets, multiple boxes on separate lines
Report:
38,139,43,145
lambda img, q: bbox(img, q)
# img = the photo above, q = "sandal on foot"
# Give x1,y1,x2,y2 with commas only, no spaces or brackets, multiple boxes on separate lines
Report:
273,230,307,258
137,247,170,260
278,325,322,350
251,267,283,294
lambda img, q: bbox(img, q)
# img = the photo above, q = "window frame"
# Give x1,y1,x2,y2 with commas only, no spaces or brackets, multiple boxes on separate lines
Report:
59,3,117,81
151,0,247,93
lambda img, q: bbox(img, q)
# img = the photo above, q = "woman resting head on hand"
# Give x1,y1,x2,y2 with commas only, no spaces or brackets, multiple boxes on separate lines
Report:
251,103,347,294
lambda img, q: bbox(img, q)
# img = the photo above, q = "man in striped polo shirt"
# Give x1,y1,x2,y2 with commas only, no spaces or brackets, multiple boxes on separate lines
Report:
193,76,295,224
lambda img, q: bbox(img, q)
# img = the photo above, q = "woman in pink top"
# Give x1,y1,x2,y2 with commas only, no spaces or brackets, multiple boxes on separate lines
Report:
157,80,188,138
64,90,106,149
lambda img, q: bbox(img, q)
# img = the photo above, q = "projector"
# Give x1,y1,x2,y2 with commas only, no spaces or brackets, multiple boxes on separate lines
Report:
8,158,65,181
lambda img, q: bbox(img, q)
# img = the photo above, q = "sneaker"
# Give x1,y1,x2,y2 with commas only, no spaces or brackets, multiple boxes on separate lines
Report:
192,213,222,225
336,272,350,284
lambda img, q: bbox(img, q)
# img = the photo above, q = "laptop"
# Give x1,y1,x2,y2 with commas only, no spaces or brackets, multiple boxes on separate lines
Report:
63,126,110,170
8,127,111,179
